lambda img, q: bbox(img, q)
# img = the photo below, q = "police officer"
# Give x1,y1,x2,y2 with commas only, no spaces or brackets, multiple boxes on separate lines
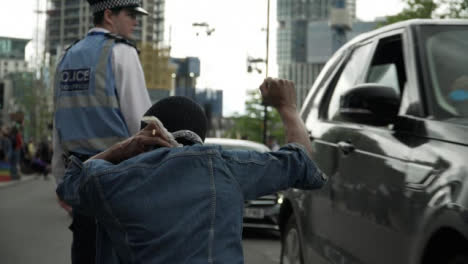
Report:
52,0,152,263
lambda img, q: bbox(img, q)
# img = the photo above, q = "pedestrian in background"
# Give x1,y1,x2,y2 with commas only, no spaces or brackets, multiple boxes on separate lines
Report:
0,127,12,182
0,127,11,163
52,0,151,263
57,78,328,263
9,125,22,180
30,139,52,180
26,138,36,163
267,135,280,151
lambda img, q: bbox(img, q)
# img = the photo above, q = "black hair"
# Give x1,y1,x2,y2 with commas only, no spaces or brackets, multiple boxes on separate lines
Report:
141,96,208,143
92,7,123,26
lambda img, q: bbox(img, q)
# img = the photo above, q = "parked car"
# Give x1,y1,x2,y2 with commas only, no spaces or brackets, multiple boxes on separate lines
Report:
279,19,468,264
204,138,283,230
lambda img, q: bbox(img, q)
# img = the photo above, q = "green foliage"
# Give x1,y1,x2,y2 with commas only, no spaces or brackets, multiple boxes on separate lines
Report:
9,72,52,141
225,90,285,145
439,0,468,18
385,0,437,25
384,0,468,25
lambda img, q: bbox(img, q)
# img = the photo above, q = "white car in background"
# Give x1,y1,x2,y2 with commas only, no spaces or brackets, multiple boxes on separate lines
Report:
204,138,283,230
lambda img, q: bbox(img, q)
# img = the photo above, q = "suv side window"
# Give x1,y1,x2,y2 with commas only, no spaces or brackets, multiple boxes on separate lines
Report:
366,34,406,96
327,43,373,120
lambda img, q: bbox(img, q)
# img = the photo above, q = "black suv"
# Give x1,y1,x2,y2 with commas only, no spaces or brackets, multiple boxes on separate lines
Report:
279,19,468,264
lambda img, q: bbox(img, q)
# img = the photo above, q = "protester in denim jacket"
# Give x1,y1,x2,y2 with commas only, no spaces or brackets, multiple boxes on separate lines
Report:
57,78,327,264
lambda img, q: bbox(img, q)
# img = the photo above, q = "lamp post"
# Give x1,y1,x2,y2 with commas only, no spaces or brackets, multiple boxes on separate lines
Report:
246,0,271,145
33,0,48,140
34,0,47,73
263,0,271,145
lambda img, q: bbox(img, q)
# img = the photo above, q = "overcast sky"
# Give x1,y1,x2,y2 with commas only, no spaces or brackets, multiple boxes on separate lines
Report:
0,0,405,115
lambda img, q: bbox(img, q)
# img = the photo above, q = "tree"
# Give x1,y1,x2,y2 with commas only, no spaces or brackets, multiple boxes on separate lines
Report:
439,0,468,18
384,0,468,25
385,0,437,25
225,90,285,145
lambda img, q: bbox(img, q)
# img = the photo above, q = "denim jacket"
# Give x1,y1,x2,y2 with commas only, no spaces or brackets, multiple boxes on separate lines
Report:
57,143,326,264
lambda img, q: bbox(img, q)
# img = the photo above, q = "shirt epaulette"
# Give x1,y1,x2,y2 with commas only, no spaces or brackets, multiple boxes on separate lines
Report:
104,33,141,54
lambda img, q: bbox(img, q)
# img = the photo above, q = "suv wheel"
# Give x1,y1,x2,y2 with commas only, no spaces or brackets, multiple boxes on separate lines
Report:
281,215,303,264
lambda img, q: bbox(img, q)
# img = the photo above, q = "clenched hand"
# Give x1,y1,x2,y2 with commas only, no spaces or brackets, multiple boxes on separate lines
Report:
259,77,297,111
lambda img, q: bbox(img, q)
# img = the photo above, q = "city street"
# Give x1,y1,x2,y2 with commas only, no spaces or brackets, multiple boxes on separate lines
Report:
0,176,280,264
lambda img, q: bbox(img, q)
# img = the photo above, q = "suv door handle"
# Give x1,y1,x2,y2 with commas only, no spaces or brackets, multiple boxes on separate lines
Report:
337,141,355,155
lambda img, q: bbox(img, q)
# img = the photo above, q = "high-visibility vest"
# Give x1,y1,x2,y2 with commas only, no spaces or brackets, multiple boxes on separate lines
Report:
54,32,131,156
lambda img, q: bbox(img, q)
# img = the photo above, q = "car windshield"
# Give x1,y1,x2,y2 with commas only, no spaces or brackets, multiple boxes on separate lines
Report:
420,25,468,119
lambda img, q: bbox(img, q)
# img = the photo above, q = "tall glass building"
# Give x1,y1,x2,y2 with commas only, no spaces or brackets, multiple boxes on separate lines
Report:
0,37,31,125
0,37,30,79
276,0,356,108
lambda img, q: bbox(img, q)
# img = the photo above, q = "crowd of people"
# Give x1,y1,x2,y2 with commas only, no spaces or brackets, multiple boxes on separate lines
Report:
0,124,53,182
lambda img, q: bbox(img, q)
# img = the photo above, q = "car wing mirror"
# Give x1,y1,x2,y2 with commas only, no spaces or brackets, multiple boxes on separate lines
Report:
339,83,400,126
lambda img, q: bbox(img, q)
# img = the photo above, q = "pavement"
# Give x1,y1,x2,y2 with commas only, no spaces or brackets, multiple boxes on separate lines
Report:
0,174,44,189
0,175,72,264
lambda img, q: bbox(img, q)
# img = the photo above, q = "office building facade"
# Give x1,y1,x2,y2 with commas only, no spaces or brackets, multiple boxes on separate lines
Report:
196,89,223,118
171,56,224,136
276,0,357,108
171,57,223,118
0,37,30,80
171,57,200,101
0,37,32,125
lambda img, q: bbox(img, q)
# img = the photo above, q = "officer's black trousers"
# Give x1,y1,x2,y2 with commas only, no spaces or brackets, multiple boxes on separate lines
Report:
70,212,96,264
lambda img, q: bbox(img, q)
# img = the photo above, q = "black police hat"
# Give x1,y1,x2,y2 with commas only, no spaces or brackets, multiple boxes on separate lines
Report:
87,0,148,15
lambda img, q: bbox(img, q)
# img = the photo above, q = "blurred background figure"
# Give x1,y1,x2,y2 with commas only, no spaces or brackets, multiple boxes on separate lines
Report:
31,138,52,180
26,138,36,163
267,135,280,151
8,125,23,180
0,127,12,182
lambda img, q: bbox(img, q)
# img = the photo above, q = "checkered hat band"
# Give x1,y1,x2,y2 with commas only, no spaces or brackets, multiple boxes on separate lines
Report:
90,0,141,13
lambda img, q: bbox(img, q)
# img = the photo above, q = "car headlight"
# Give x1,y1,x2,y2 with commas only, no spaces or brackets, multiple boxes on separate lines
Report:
277,193,284,204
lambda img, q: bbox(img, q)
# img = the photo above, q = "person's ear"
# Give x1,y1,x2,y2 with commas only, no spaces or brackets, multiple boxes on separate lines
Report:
103,9,114,26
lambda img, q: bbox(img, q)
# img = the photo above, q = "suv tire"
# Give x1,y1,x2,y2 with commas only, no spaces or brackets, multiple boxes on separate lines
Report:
280,215,303,264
